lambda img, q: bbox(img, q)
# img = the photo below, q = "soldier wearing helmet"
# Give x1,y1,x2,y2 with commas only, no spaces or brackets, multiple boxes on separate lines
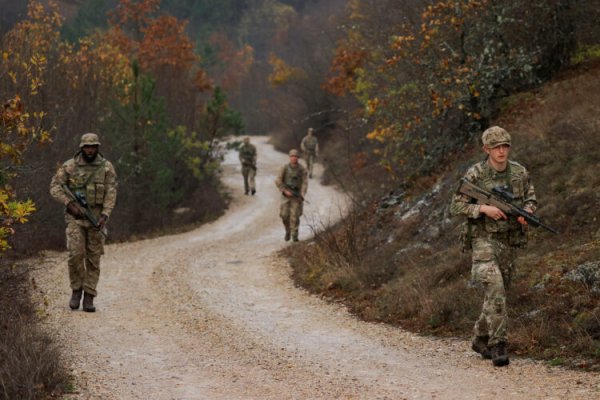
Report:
238,136,257,195
50,133,118,312
275,149,308,241
450,126,537,367
300,127,319,178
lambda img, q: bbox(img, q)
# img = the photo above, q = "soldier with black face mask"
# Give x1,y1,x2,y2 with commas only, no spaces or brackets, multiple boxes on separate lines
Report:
50,133,117,312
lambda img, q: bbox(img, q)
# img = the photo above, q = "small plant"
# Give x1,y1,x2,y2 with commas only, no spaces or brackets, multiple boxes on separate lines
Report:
549,357,566,367
571,44,600,64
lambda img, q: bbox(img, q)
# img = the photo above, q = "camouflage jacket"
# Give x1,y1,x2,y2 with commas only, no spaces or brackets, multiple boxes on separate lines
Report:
450,159,537,237
275,163,308,198
239,143,257,166
50,153,118,220
300,135,319,155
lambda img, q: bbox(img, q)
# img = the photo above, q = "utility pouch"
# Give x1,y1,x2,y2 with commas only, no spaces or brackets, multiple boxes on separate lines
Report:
509,224,528,248
460,220,473,252
94,183,105,205
484,216,510,233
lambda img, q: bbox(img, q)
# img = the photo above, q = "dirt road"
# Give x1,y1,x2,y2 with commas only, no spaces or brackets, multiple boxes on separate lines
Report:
34,137,599,399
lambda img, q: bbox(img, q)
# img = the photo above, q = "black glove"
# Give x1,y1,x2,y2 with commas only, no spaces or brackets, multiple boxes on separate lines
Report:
66,201,84,218
97,214,108,229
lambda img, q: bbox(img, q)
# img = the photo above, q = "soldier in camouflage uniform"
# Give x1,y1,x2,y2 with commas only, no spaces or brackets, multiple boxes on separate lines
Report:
450,126,537,367
300,128,319,179
239,137,257,195
50,133,117,312
275,149,308,242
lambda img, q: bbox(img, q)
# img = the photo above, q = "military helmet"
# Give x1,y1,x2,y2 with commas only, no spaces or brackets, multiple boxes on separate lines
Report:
289,149,299,157
482,126,511,148
79,132,101,147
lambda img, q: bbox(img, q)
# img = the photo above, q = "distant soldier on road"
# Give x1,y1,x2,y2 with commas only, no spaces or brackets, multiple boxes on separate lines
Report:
50,133,117,312
239,136,257,195
300,127,319,178
275,149,308,242
450,126,537,367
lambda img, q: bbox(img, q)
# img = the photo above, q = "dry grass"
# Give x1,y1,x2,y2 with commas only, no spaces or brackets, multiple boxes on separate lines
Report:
0,262,69,399
287,60,600,370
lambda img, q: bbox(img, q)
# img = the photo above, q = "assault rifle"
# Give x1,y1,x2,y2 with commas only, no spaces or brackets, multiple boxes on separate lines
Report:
284,184,309,204
62,185,108,238
242,159,256,171
457,178,558,234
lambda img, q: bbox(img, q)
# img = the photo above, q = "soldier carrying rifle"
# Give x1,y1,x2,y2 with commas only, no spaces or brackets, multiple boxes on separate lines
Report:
239,136,257,195
450,126,543,367
50,133,117,312
275,149,308,242
300,127,319,179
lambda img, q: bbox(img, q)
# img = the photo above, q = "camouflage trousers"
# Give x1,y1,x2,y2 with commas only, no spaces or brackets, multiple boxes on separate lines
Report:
470,235,516,346
304,153,316,177
280,196,303,239
241,164,256,193
66,217,105,296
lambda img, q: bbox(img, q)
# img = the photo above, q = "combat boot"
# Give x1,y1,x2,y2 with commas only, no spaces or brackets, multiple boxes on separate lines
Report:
490,342,509,367
471,335,491,359
292,235,299,242
285,231,291,241
69,288,83,310
82,292,96,313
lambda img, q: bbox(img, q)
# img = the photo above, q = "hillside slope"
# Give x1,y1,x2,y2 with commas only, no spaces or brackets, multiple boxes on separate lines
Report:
287,59,600,370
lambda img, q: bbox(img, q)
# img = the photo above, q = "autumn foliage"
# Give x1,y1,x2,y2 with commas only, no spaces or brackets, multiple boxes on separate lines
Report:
0,1,58,251
0,0,250,253
207,32,254,92
108,1,197,74
326,0,580,180
323,47,367,96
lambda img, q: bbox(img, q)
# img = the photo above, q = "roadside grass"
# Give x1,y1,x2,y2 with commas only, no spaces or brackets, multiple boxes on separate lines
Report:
0,261,69,399
285,60,600,370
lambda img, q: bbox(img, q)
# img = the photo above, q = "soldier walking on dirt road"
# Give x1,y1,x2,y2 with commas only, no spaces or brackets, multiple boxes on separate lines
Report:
239,136,257,195
300,127,319,179
50,133,117,312
450,126,537,367
275,149,308,242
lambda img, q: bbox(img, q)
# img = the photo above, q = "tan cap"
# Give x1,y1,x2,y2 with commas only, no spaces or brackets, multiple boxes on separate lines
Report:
482,126,511,148
243,136,250,143
79,132,101,147
289,149,299,156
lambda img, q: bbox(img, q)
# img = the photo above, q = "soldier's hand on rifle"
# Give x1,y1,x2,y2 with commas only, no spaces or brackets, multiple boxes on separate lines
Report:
480,204,507,221
97,214,108,229
66,200,84,218
517,208,533,226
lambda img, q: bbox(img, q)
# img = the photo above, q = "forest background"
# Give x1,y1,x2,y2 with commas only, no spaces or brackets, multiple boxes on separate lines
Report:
2,0,600,398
